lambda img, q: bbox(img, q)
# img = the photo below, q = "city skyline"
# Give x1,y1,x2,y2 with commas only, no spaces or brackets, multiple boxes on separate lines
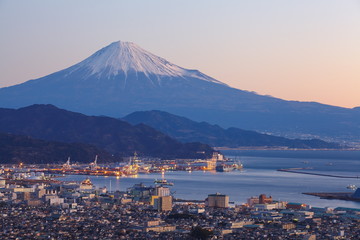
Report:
0,0,359,108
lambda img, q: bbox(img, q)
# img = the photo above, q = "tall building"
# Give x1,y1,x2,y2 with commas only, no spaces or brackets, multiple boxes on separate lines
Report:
0,177,6,188
155,186,170,197
154,196,172,211
259,194,272,204
207,193,229,208
128,183,154,203
247,196,260,207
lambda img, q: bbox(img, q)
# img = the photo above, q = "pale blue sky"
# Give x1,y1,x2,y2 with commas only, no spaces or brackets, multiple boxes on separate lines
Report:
1,0,359,107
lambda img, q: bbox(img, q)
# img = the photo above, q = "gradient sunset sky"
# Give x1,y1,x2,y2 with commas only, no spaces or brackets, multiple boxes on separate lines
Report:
0,0,359,108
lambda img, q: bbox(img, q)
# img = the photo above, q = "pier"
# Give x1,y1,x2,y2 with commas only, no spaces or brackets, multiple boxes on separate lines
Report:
173,198,235,204
303,192,360,202
277,168,360,179
173,198,205,204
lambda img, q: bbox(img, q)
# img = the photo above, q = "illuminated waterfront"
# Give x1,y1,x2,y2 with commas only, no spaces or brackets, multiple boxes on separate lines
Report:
59,150,360,209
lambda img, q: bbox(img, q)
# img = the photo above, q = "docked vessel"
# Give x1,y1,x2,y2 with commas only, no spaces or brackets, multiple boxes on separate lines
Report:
216,159,243,172
215,164,234,172
81,177,93,186
234,161,243,170
154,179,174,186
347,184,357,190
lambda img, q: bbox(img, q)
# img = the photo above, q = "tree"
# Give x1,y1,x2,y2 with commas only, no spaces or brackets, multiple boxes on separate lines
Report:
190,226,213,240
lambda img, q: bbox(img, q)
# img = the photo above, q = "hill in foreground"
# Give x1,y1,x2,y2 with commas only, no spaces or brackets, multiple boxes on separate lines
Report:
0,104,214,160
0,132,114,164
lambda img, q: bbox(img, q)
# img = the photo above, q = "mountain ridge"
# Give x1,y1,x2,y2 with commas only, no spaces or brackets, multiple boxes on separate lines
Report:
123,110,343,149
0,41,359,142
0,104,214,159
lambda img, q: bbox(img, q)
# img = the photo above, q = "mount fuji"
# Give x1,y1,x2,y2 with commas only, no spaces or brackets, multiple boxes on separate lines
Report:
0,41,359,141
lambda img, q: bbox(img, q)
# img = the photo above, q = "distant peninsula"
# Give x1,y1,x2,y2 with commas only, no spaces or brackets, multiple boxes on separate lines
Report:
123,110,344,150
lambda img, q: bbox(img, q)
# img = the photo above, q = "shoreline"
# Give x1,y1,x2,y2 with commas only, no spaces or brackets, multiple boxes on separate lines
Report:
303,192,360,202
215,147,359,151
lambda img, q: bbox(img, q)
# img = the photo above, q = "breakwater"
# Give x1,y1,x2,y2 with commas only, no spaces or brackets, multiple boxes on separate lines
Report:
303,192,360,202
278,168,360,179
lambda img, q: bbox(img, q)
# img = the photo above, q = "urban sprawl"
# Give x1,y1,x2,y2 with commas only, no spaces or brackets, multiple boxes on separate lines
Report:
1,154,360,239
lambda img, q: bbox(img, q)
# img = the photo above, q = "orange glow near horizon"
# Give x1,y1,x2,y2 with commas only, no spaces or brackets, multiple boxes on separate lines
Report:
0,1,359,108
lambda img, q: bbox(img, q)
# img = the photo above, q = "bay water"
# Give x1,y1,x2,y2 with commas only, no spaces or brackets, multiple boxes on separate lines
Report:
59,150,360,209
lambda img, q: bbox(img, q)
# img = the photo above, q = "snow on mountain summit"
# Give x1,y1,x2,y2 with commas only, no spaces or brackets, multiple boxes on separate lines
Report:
72,41,226,85
76,41,183,77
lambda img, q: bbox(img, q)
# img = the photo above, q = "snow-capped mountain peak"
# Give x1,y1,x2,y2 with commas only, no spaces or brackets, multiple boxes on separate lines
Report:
72,40,226,85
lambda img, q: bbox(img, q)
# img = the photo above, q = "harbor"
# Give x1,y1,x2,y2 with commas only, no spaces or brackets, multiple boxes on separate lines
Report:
1,150,360,239
2,150,360,208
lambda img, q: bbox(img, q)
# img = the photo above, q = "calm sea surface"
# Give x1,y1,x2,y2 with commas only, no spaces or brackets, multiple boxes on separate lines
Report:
59,150,360,209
